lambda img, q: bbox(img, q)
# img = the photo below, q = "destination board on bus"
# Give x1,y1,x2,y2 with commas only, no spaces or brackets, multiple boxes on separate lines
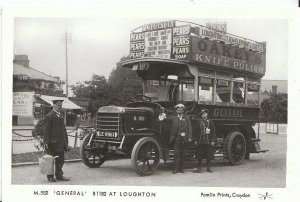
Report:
129,21,191,60
144,29,172,58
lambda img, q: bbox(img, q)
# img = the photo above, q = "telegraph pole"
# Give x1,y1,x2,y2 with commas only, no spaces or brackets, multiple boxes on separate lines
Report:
60,31,72,125
60,31,72,98
65,31,69,97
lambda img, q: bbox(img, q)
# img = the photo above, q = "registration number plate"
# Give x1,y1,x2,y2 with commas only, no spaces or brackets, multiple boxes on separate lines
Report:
97,131,118,138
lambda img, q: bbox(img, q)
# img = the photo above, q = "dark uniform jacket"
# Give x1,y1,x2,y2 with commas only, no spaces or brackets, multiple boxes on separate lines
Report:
196,119,216,145
43,110,68,152
169,114,193,144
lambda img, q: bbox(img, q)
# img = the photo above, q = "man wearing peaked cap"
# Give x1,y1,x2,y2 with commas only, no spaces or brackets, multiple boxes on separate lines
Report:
199,108,209,115
175,103,185,109
194,108,216,173
169,103,193,174
43,99,70,182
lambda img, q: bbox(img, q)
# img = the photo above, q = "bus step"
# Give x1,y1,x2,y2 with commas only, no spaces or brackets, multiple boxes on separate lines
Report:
253,149,269,153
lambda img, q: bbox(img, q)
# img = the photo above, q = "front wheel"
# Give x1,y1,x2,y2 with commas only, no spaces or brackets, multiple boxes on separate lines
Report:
131,137,161,176
224,131,246,165
80,132,106,168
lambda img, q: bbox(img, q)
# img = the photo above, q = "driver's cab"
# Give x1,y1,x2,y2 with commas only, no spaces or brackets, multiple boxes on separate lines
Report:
131,60,197,114
144,77,195,112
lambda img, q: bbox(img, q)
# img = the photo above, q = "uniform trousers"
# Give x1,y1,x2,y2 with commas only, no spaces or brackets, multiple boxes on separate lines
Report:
195,144,213,160
173,136,187,172
46,146,65,178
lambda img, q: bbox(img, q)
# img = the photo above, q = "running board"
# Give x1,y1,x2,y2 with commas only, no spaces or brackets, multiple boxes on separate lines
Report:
252,149,269,153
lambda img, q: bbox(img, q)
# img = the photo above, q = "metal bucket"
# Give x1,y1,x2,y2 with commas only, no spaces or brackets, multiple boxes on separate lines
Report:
39,154,56,175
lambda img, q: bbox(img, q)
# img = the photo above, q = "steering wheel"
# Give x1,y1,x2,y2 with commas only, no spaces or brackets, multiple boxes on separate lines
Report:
130,94,152,102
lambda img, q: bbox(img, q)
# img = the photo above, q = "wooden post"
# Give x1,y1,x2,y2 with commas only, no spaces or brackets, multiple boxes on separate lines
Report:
213,71,216,104
64,109,67,125
74,126,78,148
244,77,248,105
230,80,234,103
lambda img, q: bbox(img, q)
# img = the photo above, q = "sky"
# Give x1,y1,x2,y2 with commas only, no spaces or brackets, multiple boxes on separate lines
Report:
14,18,288,88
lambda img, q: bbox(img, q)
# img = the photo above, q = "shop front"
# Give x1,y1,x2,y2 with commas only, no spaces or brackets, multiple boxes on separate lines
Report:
13,92,82,126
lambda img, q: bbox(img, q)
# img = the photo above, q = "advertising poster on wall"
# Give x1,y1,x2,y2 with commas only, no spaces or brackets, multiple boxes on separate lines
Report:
12,92,34,116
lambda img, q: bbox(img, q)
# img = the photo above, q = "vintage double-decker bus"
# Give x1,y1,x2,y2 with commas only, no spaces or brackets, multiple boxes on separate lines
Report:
80,20,268,176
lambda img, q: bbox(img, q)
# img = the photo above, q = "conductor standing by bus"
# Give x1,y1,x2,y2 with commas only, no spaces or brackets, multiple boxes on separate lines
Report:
169,104,193,174
194,109,216,173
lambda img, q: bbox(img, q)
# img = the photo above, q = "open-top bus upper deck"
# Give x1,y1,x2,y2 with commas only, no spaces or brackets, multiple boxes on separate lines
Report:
125,20,266,76
121,20,266,121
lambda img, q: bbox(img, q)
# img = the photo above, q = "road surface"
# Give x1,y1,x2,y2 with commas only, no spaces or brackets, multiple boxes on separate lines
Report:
12,132,286,188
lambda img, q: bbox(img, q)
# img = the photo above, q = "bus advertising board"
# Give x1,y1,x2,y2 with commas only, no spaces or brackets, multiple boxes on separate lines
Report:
191,37,266,75
129,20,266,76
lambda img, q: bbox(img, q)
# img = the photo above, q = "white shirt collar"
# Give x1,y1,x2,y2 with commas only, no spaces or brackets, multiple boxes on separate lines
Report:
53,109,60,117
177,114,183,120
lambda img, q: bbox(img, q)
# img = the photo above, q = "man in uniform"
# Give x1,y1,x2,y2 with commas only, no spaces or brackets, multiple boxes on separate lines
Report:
43,99,70,182
194,109,216,173
169,104,193,174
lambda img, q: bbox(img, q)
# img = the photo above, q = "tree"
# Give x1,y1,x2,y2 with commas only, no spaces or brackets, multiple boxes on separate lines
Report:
70,56,143,114
70,75,112,113
108,56,143,105
261,93,287,123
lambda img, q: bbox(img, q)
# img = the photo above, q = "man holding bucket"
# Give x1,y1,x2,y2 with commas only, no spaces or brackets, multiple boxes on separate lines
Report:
43,99,70,182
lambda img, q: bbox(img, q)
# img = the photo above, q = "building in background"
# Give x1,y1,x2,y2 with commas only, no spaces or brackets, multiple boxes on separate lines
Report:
245,79,288,104
13,55,63,95
13,54,81,126
261,79,287,94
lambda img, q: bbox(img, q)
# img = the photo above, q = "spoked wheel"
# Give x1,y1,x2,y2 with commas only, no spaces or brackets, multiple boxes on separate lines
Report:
80,133,106,168
224,131,246,165
131,137,161,176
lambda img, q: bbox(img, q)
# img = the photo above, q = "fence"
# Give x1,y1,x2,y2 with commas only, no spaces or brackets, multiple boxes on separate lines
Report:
265,122,279,134
12,126,95,154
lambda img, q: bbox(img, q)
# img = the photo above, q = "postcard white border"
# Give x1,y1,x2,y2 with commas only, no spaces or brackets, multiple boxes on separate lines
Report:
2,5,300,202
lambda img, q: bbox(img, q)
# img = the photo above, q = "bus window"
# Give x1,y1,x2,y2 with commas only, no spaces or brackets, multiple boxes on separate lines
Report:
247,83,259,105
198,77,213,102
233,81,245,103
232,76,246,104
145,80,169,101
216,79,230,103
179,83,194,101
168,82,179,103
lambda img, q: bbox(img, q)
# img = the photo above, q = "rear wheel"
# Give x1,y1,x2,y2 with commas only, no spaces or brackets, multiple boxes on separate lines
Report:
80,133,106,168
131,137,161,176
224,131,246,165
